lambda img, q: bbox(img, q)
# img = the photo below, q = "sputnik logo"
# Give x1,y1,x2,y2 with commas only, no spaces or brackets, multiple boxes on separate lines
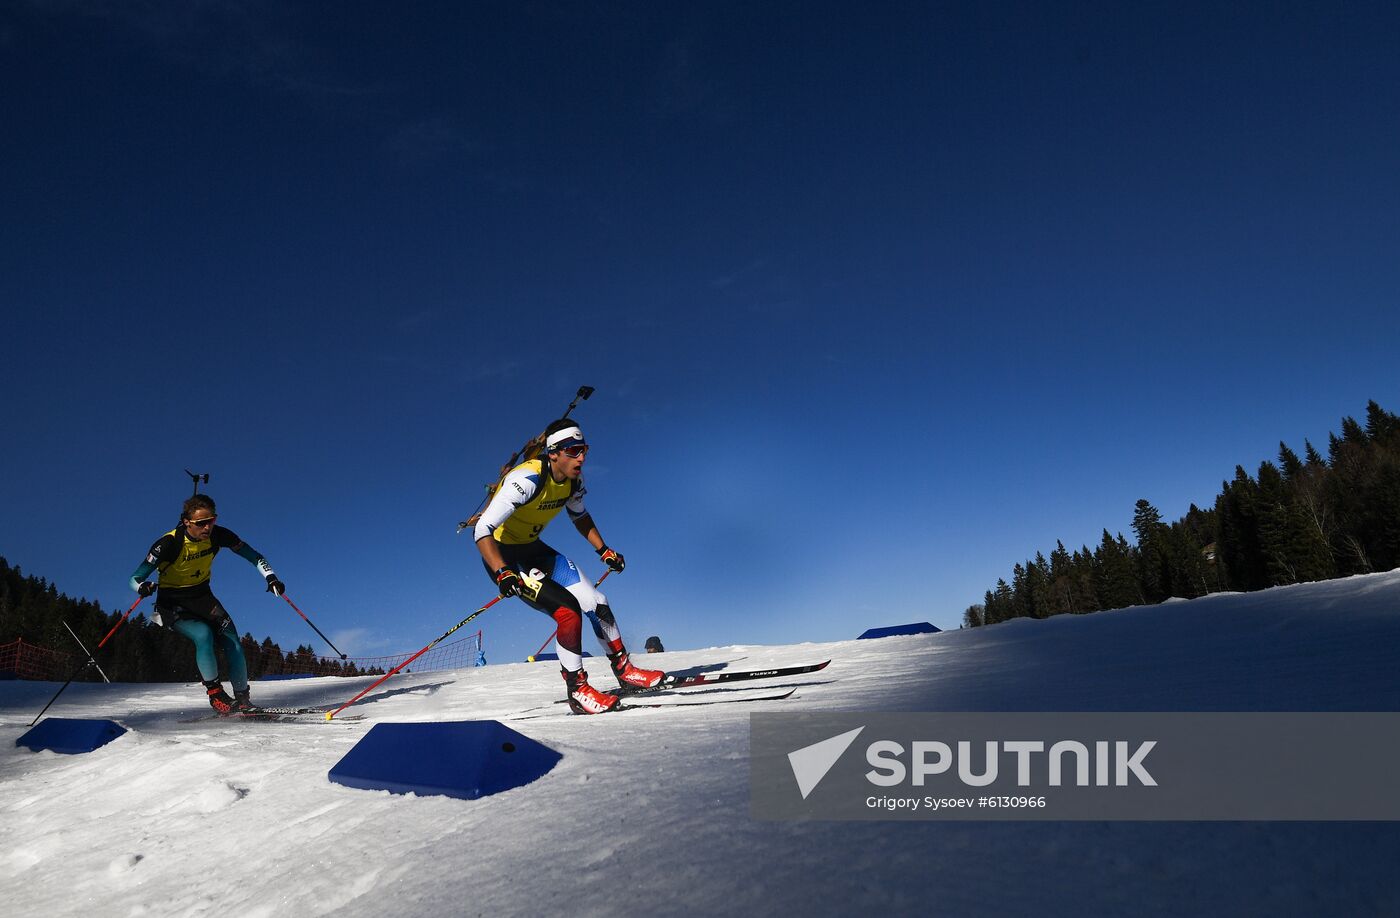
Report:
787,727,865,799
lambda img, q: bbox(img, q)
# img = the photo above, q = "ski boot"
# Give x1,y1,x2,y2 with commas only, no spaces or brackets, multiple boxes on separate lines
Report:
609,650,665,691
562,668,620,714
204,679,235,716
230,689,260,715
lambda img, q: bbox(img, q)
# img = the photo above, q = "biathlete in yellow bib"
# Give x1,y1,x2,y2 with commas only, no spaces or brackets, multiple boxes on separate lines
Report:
474,419,662,714
128,494,286,715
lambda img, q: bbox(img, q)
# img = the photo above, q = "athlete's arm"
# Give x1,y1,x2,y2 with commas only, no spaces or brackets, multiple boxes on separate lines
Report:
217,526,282,592
474,464,543,572
129,533,178,592
564,479,604,551
473,466,540,542
572,514,606,553
477,533,508,573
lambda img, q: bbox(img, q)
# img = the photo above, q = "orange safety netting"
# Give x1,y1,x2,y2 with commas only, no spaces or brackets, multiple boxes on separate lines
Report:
0,638,72,681
273,630,485,677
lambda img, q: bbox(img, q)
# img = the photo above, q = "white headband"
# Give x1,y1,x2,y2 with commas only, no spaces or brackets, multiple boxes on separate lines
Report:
546,426,585,449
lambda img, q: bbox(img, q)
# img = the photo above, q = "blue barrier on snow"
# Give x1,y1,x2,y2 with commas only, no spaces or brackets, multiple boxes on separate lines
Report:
328,721,563,800
16,717,127,754
527,652,592,662
857,622,941,640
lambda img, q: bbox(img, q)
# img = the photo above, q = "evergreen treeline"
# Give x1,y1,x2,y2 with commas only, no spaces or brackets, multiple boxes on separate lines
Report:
0,557,378,681
964,400,1400,627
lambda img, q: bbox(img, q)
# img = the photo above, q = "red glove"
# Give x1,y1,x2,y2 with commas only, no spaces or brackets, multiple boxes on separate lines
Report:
597,546,625,573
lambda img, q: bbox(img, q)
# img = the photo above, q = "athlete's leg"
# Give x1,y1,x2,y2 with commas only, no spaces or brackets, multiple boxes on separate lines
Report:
537,550,629,654
491,543,589,668
527,578,586,670
172,618,221,683
489,543,620,711
545,552,661,688
180,592,251,693
209,611,250,693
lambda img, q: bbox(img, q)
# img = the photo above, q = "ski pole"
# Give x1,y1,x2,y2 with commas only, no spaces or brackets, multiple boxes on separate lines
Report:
530,628,557,661
325,592,510,720
62,621,110,683
325,569,609,720
96,595,145,649
29,595,144,726
280,593,348,660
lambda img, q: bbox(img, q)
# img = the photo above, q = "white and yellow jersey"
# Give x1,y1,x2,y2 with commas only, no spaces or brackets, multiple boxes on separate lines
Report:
473,458,588,544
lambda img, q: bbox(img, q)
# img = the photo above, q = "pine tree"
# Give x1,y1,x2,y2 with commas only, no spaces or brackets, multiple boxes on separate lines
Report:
1093,530,1140,610
1165,520,1210,598
1278,442,1304,483
261,637,285,676
1011,563,1032,620
1216,467,1269,591
1049,541,1077,613
1132,499,1171,602
1071,546,1101,612
1326,425,1375,574
1304,439,1326,468
1363,448,1400,570
990,579,1015,623
1031,552,1055,617
1256,461,1300,585
1341,416,1368,448
1365,400,1400,448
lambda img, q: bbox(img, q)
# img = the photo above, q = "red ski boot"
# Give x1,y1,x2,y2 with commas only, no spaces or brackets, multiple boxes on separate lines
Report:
609,651,665,691
563,668,620,714
204,680,235,716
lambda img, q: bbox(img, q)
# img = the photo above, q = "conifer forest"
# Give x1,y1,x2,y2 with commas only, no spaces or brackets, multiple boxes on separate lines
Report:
964,400,1400,626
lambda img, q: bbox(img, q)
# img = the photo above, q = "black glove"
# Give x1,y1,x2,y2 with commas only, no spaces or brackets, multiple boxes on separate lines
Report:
495,567,523,598
137,581,158,598
597,546,626,573
265,577,285,597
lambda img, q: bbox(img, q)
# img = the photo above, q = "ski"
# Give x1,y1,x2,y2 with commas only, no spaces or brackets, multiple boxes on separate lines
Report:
616,686,796,710
623,659,831,694
513,686,798,720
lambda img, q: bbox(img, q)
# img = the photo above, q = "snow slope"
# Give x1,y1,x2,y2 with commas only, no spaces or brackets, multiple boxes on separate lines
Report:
4,572,1400,917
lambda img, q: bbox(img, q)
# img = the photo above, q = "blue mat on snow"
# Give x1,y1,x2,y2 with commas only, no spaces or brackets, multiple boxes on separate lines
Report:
328,721,562,800
17,718,127,754
857,622,941,639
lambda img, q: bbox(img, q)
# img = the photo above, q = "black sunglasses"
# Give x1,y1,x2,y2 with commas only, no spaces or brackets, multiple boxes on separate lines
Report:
185,517,217,528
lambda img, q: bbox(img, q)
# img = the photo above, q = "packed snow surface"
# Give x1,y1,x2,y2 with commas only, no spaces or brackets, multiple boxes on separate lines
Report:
4,572,1400,917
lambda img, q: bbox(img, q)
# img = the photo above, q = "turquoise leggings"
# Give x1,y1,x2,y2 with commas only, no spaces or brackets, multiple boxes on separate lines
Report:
173,618,248,692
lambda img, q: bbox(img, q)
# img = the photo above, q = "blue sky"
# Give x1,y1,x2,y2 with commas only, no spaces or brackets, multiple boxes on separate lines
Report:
2,2,1398,665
